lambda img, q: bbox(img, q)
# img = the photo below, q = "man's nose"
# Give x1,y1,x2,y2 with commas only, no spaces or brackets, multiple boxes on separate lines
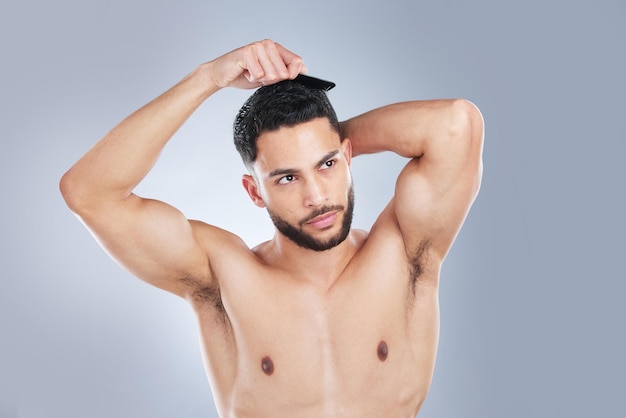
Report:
303,178,327,207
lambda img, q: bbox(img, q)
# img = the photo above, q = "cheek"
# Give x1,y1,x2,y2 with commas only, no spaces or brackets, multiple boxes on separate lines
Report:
265,189,300,214
339,169,353,193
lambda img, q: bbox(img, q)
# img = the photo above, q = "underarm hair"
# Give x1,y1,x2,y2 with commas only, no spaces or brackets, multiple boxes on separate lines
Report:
179,277,230,327
409,239,432,296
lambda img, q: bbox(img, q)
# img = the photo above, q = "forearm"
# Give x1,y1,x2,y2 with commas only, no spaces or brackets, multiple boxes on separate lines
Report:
340,99,469,158
61,40,305,214
61,63,219,210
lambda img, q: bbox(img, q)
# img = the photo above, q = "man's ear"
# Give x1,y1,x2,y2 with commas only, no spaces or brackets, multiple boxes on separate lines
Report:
341,138,353,166
242,174,266,208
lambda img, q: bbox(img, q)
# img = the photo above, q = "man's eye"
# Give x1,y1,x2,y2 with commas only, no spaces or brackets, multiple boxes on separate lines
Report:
278,175,295,185
321,160,336,170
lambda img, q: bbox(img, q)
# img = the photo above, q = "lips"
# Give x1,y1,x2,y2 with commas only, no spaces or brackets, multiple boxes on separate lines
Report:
305,211,338,229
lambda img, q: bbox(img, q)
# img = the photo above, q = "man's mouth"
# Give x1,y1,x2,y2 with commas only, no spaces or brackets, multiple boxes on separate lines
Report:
305,211,338,229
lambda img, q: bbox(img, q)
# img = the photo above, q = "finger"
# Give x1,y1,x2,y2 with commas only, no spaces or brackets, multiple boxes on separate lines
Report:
275,42,306,79
240,40,282,85
263,41,292,81
241,48,265,84
252,42,283,83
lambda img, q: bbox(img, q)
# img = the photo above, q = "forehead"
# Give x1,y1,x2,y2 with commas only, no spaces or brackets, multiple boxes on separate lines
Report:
253,118,341,173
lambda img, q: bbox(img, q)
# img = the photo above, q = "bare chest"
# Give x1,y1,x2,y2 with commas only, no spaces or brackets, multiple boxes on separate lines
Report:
197,263,439,417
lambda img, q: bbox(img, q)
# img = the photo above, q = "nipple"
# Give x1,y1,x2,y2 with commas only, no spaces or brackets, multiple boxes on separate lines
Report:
377,340,388,362
261,356,274,376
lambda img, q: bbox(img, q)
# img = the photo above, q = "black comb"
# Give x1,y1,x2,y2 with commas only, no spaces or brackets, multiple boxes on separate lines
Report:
293,74,336,91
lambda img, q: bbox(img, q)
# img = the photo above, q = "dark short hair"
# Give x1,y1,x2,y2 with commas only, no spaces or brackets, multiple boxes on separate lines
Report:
233,80,340,167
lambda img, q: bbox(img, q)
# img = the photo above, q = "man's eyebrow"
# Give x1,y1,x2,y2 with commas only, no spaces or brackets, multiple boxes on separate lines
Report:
315,150,341,168
267,150,340,178
268,167,298,178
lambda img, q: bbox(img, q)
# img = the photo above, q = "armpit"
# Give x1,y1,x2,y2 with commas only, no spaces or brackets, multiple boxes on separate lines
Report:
408,239,433,297
180,277,230,327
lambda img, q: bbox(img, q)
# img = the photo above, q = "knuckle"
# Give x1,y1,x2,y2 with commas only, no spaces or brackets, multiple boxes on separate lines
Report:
265,72,279,82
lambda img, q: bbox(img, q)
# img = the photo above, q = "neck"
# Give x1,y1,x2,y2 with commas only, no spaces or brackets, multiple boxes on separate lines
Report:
266,230,360,289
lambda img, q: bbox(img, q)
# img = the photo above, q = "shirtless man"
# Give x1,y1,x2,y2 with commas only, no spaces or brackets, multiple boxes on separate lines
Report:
60,40,484,417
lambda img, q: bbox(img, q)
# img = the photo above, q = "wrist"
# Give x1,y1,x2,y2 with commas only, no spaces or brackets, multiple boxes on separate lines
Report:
184,62,222,101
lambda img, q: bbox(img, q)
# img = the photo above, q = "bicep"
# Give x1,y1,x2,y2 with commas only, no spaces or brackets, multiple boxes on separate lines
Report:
78,194,212,298
394,111,483,259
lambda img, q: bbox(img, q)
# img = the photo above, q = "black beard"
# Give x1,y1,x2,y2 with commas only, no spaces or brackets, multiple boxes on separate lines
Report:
267,184,354,252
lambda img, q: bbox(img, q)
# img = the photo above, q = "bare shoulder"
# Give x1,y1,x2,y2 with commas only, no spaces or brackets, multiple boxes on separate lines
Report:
189,220,262,273
189,219,251,255
183,220,258,302
360,200,406,253
350,228,369,248
356,200,442,286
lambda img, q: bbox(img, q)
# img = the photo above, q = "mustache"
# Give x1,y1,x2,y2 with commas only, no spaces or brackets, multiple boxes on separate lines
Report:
299,205,345,226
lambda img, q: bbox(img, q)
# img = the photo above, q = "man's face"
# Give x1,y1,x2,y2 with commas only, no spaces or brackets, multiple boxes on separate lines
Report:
243,117,354,251
268,182,354,252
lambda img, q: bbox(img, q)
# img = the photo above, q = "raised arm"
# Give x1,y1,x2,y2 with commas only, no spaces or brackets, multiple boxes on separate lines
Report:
59,40,305,298
340,99,484,261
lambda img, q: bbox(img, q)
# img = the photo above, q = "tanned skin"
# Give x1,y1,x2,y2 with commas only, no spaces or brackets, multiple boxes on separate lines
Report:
60,40,484,418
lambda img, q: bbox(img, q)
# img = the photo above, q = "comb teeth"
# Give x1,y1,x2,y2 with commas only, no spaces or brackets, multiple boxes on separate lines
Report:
293,74,336,91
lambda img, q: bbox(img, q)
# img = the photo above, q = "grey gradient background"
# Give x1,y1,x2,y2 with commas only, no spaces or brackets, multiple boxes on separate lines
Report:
1,0,624,417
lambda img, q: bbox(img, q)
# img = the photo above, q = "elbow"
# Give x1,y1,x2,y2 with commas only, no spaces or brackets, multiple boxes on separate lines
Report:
449,99,484,144
60,167,126,219
59,169,79,213
59,169,90,215
451,99,485,198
